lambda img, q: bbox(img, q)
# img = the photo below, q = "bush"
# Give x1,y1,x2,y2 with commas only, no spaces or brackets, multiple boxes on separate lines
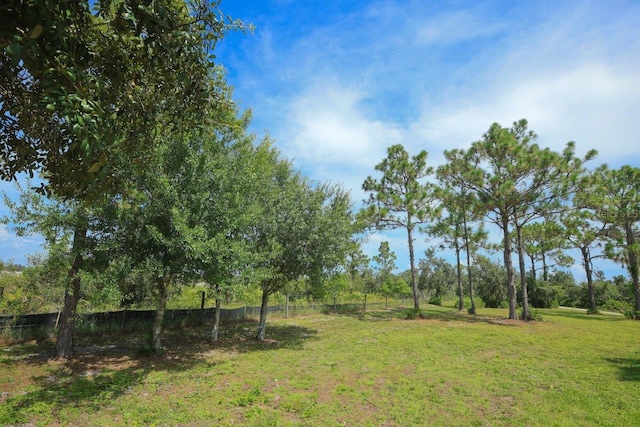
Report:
527,279,561,309
521,307,542,322
455,297,485,311
623,307,640,320
403,308,421,320
428,295,442,306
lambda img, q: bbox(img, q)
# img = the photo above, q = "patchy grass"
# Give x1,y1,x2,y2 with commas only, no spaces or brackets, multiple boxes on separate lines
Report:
1,306,639,426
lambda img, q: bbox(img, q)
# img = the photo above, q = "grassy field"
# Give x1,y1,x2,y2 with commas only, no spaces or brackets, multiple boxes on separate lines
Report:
1,306,639,426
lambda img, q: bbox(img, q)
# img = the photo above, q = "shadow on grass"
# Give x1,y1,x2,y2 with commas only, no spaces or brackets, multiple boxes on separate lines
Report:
333,306,526,327
605,357,640,381
0,320,317,425
543,310,627,322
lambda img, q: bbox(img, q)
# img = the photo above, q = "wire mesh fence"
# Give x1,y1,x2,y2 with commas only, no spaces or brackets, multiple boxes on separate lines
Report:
0,294,413,338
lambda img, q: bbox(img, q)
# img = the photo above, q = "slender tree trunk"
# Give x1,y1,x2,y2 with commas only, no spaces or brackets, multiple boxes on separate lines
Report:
211,298,221,341
256,286,270,341
517,226,530,320
502,214,517,320
407,224,420,312
151,277,169,353
55,225,86,360
455,244,463,311
462,211,476,315
581,246,597,312
529,254,536,284
542,251,549,282
625,225,640,313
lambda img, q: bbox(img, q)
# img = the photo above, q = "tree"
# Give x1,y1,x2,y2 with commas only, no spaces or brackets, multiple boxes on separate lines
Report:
561,188,608,313
373,241,396,292
440,119,595,319
418,250,457,304
472,255,507,308
249,146,355,340
1,0,240,359
1,0,235,198
429,180,486,314
520,221,572,283
587,165,640,315
361,144,436,312
344,245,371,293
1,183,117,357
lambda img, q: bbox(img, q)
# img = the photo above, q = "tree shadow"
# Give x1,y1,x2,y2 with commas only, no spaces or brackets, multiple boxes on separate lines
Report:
332,306,526,327
544,310,627,322
0,320,317,425
605,357,640,381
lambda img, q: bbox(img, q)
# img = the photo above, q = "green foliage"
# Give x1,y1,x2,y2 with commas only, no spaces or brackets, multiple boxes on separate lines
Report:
455,296,485,311
441,119,596,319
0,273,31,314
522,307,542,321
428,295,442,306
527,278,561,309
472,256,507,308
402,307,422,319
361,144,437,309
418,251,457,298
585,165,640,312
1,0,236,199
379,277,411,298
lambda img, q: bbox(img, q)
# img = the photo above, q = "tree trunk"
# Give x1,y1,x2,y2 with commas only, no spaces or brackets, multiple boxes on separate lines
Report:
211,298,221,341
151,277,169,353
55,225,86,360
256,287,270,341
542,251,549,282
625,225,640,313
462,211,476,315
407,225,420,312
502,214,517,320
581,246,597,312
529,253,536,284
517,225,530,320
455,244,463,311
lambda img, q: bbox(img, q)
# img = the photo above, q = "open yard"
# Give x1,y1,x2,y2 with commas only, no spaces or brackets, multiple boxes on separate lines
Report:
1,306,639,426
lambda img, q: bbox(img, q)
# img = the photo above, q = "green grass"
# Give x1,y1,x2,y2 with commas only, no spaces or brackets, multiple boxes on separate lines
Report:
1,306,639,426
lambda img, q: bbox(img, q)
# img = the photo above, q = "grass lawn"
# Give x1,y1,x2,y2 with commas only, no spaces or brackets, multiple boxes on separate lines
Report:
1,306,639,426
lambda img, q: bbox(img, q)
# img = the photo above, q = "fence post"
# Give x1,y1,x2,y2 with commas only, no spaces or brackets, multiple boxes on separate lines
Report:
286,294,289,319
364,294,367,312
200,291,206,310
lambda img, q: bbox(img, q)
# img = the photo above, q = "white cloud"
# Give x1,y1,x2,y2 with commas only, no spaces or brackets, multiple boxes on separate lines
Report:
282,80,405,178
415,10,505,46
0,224,9,240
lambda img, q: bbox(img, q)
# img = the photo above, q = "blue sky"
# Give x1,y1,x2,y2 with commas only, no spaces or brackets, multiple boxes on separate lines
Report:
2,0,640,280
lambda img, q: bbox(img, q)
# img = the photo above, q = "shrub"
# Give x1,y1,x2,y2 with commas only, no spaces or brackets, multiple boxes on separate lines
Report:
428,295,442,306
455,297,485,311
403,308,421,320
521,308,542,321
623,307,640,320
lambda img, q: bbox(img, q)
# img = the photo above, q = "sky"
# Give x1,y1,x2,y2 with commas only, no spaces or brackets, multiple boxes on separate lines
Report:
2,0,640,280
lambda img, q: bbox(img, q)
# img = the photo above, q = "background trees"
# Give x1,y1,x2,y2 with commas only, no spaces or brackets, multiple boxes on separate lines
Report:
361,144,436,312
587,165,640,315
440,119,595,320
